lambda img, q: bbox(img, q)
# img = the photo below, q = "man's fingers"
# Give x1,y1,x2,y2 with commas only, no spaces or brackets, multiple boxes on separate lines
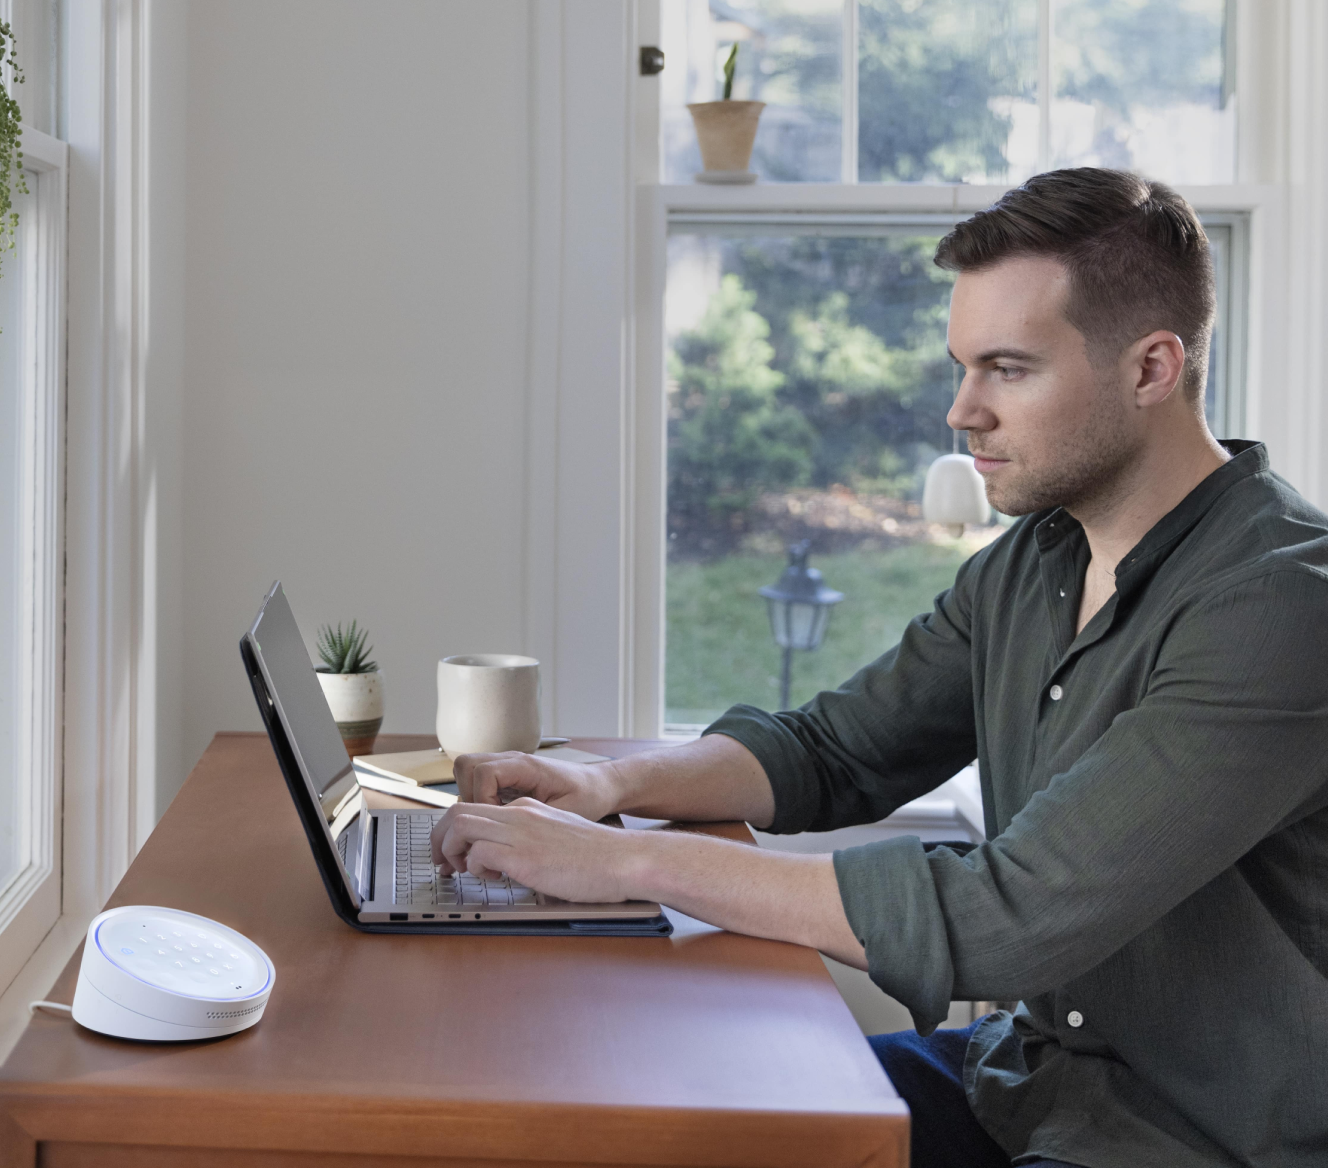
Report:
466,840,508,881
438,809,519,874
453,752,509,803
429,808,456,867
458,753,538,805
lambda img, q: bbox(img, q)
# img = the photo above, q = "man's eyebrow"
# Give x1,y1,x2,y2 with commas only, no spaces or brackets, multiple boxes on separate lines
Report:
947,346,1042,365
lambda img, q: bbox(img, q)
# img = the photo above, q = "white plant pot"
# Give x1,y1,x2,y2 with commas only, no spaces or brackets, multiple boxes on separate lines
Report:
315,670,384,756
687,100,765,178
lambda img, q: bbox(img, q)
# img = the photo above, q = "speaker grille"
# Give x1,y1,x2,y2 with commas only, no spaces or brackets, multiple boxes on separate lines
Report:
205,1002,264,1020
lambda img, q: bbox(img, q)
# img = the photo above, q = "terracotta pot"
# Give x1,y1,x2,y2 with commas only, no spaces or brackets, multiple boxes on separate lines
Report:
315,670,384,757
687,100,765,175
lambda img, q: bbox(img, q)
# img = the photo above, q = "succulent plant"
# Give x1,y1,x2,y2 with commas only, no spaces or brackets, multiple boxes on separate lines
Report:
722,42,738,100
315,621,377,674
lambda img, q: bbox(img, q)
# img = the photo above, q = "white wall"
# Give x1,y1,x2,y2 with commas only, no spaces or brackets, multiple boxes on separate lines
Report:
175,0,536,791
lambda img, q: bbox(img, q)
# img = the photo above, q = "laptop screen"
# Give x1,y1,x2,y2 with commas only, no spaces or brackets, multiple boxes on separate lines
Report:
244,582,365,905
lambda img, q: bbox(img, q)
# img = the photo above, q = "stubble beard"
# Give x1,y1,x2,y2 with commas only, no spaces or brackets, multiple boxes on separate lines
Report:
973,384,1138,518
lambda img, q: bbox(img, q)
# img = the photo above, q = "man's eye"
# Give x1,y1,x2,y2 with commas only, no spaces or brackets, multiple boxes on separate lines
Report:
995,365,1024,380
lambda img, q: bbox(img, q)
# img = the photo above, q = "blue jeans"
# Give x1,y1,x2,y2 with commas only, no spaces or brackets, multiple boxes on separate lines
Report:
869,1020,1082,1168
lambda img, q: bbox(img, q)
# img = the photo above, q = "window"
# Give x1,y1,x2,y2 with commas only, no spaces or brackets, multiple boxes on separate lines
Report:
661,213,1239,728
0,125,67,996
660,0,1234,185
647,0,1247,735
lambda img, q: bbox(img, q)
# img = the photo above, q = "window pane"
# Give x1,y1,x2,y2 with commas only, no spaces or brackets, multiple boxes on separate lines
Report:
858,0,1039,183
663,214,1239,728
664,226,1002,726
661,0,843,183
1050,0,1234,182
0,178,34,893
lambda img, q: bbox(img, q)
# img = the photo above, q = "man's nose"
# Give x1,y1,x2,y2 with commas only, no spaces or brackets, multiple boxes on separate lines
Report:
947,369,993,435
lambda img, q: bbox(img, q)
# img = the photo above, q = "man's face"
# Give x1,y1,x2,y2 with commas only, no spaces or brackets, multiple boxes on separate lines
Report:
946,255,1137,517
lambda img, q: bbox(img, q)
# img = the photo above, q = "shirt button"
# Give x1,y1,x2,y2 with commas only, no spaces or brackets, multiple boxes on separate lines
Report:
1059,588,1066,597
1049,684,1063,701
1067,1010,1084,1028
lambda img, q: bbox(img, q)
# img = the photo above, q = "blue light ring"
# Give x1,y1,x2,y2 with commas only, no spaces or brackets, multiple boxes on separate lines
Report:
93,909,274,1003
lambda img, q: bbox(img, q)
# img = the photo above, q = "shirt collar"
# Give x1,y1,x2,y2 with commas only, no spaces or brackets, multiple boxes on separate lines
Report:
1032,441,1268,592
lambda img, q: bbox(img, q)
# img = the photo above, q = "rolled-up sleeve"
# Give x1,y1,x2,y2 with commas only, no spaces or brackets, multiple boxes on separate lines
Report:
833,569,1328,1034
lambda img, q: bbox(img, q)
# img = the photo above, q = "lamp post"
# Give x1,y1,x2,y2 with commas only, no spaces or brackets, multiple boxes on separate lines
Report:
759,540,844,710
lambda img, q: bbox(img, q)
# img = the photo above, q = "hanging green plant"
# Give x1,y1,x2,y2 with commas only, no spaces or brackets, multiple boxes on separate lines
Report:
0,19,27,287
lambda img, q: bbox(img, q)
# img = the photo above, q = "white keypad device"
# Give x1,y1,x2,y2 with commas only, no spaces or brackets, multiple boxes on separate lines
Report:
71,905,275,1041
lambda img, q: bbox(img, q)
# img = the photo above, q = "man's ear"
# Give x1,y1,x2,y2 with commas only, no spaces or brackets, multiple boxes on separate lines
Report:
1130,330,1186,408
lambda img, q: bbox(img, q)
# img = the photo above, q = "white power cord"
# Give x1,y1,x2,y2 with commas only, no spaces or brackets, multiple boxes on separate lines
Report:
29,1000,72,1017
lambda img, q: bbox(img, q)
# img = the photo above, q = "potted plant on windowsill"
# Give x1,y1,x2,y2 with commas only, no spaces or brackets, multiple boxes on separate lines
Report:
688,42,764,184
314,621,383,757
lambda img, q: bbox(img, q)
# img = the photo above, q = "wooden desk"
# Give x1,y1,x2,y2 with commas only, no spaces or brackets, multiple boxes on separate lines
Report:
0,733,907,1167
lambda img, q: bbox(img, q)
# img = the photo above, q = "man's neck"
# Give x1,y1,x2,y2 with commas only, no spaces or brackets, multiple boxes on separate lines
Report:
1070,428,1230,633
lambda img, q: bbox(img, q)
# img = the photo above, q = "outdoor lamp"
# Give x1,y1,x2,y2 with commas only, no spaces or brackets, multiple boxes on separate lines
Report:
922,363,990,536
922,453,990,537
760,540,844,710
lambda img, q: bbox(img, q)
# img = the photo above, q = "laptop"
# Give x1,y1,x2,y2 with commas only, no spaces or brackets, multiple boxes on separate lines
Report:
240,581,672,936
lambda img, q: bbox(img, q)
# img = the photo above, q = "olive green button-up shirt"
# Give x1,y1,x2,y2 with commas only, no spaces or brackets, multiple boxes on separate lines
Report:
707,442,1328,1168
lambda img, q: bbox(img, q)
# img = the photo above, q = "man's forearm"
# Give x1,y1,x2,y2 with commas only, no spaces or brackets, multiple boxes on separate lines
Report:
607,733,778,828
624,828,867,969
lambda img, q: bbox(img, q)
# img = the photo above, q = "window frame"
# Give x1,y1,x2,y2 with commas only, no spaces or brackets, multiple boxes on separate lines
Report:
0,123,68,997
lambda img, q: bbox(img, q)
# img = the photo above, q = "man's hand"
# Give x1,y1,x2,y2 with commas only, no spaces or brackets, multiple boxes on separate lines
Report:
452,734,778,829
452,752,623,822
427,794,868,970
430,797,642,903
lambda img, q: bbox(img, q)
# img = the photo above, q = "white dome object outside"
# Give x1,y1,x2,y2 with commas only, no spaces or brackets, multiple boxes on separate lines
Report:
922,453,991,530
71,905,275,1041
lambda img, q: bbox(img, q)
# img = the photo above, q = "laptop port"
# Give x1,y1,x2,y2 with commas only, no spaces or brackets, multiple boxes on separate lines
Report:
389,913,407,921
474,913,481,919
448,913,461,919
423,913,434,919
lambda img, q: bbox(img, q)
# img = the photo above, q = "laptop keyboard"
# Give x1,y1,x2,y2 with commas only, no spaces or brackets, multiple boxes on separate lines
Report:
393,812,539,908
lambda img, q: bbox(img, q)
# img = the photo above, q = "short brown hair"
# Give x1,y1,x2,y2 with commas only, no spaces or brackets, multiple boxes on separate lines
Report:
934,168,1215,403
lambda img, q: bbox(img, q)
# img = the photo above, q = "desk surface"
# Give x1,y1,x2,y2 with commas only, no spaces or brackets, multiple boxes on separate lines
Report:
0,733,907,1168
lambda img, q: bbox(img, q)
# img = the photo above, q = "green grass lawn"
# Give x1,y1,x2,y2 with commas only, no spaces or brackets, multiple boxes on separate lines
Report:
665,540,980,725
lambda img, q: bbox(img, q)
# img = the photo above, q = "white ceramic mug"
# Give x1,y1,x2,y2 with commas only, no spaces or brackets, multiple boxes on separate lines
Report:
435,654,541,757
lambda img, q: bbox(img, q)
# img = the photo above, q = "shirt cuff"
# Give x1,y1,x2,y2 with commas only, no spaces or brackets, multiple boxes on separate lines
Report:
702,705,823,835
833,837,956,1035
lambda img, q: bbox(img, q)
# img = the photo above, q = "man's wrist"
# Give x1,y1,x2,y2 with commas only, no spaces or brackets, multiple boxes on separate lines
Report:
601,756,644,816
613,827,671,903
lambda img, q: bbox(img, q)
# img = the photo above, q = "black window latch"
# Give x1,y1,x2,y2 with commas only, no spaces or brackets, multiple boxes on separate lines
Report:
640,46,665,76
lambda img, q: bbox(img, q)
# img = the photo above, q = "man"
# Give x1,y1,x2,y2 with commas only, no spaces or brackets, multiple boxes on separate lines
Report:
431,169,1328,1168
